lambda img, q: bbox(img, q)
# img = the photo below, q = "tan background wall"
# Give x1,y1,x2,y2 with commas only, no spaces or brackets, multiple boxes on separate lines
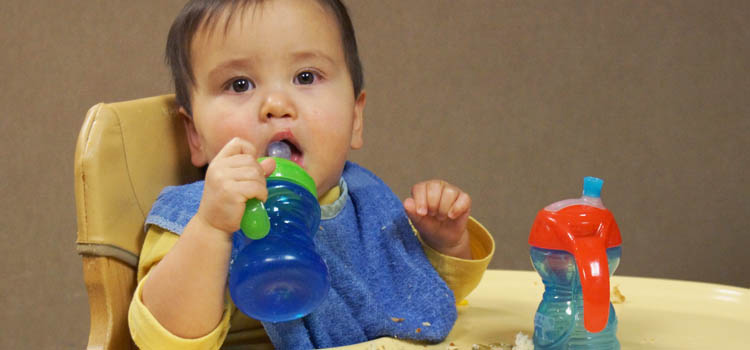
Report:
1,0,748,348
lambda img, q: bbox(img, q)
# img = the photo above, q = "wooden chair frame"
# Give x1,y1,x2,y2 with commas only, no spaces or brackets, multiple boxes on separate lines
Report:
74,95,201,350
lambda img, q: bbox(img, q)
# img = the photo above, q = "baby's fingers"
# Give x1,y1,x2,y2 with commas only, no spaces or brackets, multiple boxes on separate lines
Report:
410,182,428,216
447,191,471,220
403,197,429,227
223,153,276,179
258,157,276,177
235,179,270,203
425,181,443,216
216,137,258,160
403,197,419,219
437,185,460,220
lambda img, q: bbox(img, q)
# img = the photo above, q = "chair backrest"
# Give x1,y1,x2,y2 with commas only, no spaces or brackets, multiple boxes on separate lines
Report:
74,95,202,350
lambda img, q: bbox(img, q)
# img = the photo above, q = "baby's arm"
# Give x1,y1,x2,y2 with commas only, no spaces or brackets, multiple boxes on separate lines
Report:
141,138,275,338
403,180,472,259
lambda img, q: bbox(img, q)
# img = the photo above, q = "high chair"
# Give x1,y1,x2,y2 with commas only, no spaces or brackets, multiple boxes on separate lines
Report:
74,95,202,350
73,95,748,350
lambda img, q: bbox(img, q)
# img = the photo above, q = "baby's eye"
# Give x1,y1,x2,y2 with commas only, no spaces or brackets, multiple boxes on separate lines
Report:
294,71,317,85
229,78,254,93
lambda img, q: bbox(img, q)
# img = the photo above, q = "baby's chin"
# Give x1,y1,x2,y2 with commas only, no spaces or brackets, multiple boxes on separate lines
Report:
309,172,339,198
304,156,348,196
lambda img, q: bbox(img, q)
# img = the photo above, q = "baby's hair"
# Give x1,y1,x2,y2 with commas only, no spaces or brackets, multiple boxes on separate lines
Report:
166,0,364,116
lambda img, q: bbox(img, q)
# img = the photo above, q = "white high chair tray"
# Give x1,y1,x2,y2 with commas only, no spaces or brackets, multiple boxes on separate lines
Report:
326,269,750,349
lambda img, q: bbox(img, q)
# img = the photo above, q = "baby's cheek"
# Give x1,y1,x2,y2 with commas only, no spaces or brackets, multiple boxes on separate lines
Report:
311,161,344,195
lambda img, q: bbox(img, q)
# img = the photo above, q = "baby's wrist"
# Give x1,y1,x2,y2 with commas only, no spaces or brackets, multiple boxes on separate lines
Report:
190,213,235,244
427,229,472,259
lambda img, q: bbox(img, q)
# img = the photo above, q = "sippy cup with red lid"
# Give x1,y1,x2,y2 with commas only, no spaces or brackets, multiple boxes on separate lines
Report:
529,177,622,350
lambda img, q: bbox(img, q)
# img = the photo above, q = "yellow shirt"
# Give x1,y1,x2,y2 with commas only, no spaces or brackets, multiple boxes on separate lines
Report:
129,185,495,350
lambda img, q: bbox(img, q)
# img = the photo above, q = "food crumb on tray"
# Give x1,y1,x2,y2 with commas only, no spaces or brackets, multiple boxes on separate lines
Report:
468,332,534,350
512,332,534,350
611,284,626,304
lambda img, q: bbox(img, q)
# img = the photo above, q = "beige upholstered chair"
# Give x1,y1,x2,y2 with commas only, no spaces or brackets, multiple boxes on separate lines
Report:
74,95,202,350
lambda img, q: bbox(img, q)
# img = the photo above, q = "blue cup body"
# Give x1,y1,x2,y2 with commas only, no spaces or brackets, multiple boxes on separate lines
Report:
530,246,621,350
229,180,329,322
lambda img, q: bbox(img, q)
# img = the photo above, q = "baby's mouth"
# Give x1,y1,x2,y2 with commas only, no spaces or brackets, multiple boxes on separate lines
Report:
265,139,304,166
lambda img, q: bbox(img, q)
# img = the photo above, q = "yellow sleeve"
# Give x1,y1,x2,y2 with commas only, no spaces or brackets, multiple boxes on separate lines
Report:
128,225,232,350
417,217,495,303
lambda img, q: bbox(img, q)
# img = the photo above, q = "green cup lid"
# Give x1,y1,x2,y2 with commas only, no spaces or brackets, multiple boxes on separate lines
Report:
241,157,317,240
260,157,317,197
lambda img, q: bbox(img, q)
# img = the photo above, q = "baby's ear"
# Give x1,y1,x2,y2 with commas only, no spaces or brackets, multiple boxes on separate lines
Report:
179,106,209,167
350,90,366,150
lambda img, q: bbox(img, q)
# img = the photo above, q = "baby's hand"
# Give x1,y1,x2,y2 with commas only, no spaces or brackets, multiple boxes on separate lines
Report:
403,180,472,259
196,137,276,235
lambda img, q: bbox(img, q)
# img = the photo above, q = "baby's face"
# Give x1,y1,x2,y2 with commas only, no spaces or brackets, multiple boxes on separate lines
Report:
184,0,365,196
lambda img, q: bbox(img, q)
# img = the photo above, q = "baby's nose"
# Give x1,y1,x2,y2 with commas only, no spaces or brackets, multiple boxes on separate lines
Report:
261,91,296,119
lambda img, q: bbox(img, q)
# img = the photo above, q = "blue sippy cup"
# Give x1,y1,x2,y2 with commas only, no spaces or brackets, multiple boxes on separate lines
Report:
228,145,330,322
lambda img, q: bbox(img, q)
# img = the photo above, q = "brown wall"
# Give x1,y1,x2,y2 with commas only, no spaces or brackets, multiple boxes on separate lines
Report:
1,0,748,348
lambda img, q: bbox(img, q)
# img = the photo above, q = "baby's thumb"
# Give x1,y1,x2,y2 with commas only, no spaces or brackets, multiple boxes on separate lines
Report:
259,157,277,177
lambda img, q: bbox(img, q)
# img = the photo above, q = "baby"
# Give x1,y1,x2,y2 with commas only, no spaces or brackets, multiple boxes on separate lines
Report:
128,0,495,349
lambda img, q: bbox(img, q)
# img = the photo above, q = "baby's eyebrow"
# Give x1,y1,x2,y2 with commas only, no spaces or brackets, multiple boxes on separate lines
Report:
208,58,254,81
288,50,335,66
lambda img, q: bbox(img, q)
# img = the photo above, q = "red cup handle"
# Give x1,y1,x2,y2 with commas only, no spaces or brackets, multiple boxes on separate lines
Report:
571,236,610,332
549,215,613,333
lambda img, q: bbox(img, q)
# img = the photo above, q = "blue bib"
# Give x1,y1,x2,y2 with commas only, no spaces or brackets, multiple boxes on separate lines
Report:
146,162,456,349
